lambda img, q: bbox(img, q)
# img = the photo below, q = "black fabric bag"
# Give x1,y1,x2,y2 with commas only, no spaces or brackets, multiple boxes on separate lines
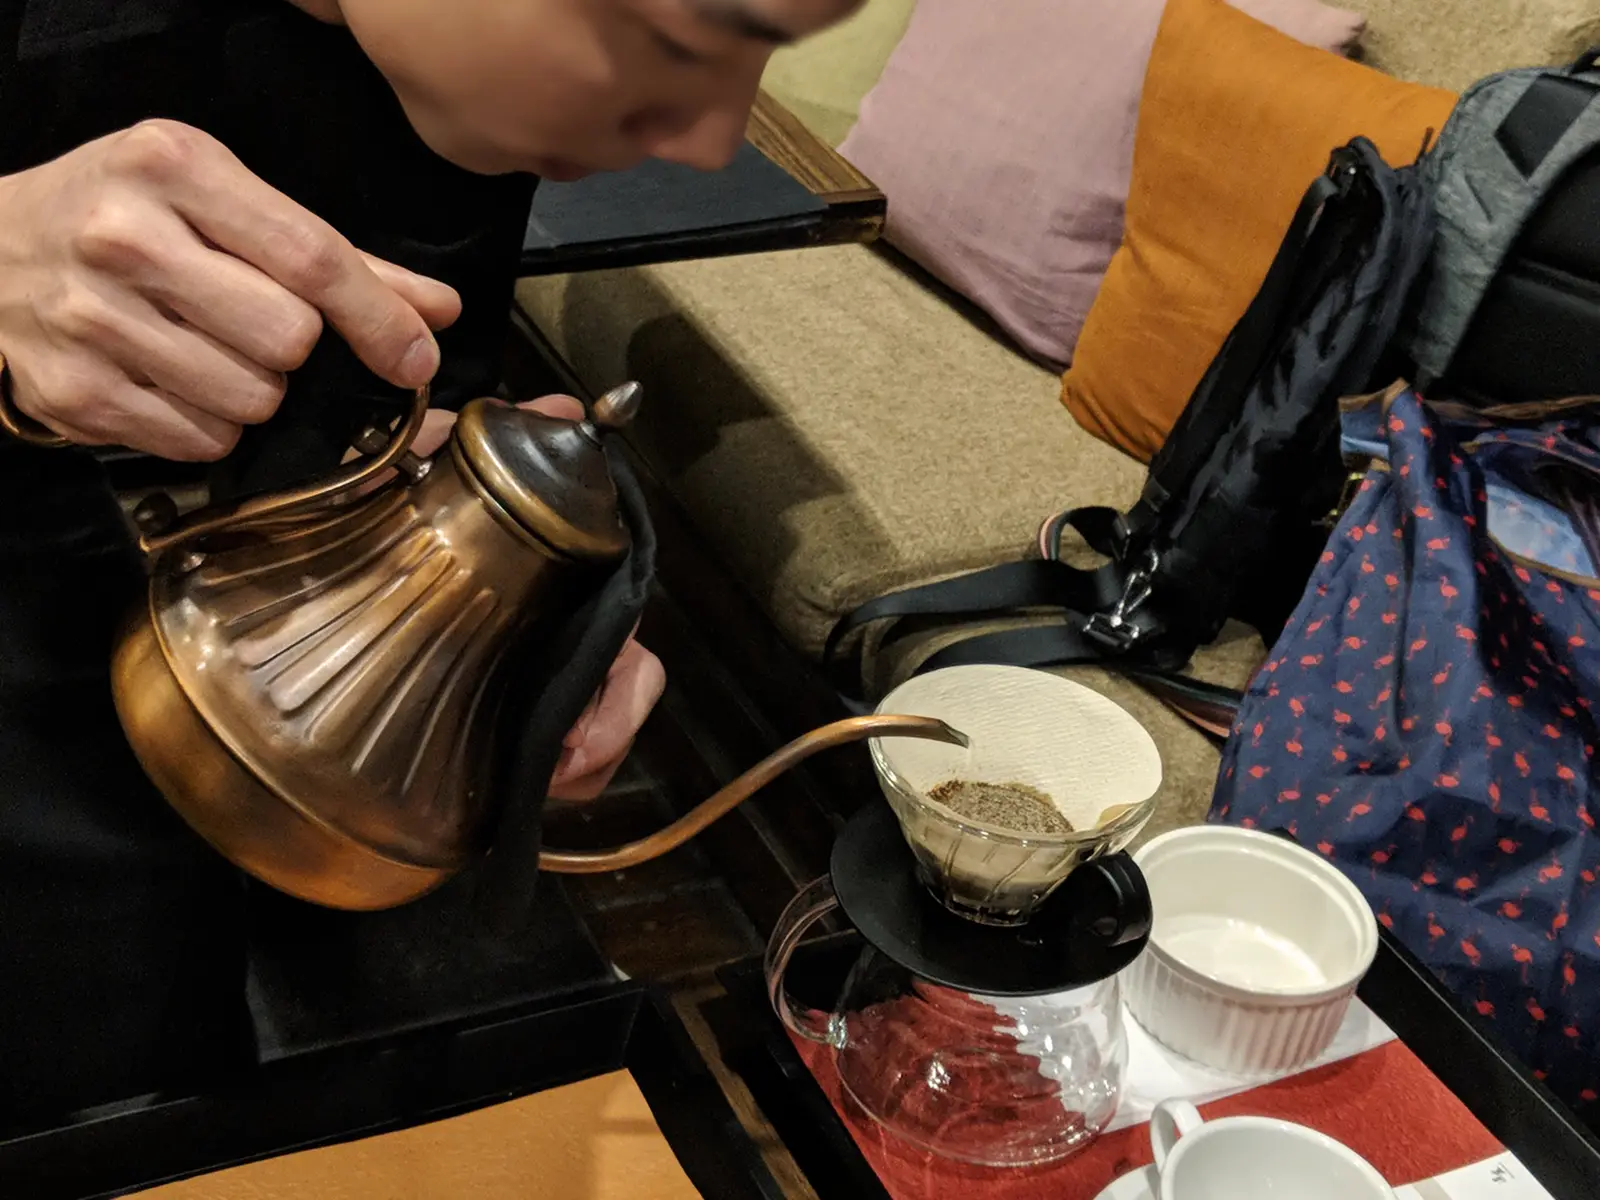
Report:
826,136,1438,703
473,445,656,929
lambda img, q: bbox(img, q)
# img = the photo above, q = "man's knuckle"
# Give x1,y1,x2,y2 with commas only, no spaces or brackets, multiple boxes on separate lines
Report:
163,420,239,464
111,119,205,181
75,198,153,273
37,366,107,429
194,424,242,461
269,226,344,295
49,285,120,345
232,375,285,425
7,377,54,428
261,306,322,371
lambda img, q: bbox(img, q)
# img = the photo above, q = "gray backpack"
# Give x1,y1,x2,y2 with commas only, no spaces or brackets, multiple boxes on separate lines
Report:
1409,50,1600,404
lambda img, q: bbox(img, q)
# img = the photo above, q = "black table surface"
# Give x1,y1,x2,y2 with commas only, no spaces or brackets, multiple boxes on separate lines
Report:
711,927,1600,1200
0,979,784,1200
243,871,615,1060
521,142,831,276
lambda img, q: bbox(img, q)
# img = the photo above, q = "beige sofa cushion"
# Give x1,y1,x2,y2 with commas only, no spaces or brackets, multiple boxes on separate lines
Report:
519,245,1145,657
1357,0,1598,92
517,247,1265,836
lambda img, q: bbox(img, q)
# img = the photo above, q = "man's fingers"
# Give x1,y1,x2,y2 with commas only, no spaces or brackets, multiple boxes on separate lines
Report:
561,642,666,779
404,396,586,465
102,381,241,460
140,323,286,426
141,125,441,389
15,365,239,460
72,192,326,379
63,282,286,426
408,408,460,459
521,394,586,422
361,254,462,333
21,406,102,447
247,236,437,391
548,750,633,803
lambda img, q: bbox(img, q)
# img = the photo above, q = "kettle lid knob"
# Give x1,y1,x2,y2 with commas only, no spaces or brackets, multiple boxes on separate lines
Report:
589,380,642,433
451,382,642,562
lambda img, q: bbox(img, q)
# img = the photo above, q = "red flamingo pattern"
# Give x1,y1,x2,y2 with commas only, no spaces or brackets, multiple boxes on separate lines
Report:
1212,386,1600,1114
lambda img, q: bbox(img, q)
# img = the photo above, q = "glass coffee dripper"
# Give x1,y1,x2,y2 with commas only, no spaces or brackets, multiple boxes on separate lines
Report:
765,666,1164,1167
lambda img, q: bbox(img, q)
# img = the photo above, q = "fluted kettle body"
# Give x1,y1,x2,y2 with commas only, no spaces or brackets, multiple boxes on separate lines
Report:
103,381,970,913
112,386,636,910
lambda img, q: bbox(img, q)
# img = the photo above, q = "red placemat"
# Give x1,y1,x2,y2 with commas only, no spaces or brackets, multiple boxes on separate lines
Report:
792,1033,1503,1200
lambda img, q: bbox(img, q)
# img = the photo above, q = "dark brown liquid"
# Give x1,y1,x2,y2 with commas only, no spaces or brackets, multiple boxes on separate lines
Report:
928,780,1074,835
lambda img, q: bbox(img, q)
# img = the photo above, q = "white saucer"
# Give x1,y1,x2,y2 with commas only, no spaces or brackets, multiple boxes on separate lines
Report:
1093,1164,1158,1200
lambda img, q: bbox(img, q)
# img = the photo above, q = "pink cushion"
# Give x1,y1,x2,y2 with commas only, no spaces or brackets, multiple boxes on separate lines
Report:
839,0,1366,369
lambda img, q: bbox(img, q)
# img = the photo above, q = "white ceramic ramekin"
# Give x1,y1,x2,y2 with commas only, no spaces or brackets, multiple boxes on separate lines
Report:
1123,826,1379,1077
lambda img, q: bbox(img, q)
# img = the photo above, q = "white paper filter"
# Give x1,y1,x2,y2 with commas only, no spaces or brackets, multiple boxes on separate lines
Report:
876,666,1162,831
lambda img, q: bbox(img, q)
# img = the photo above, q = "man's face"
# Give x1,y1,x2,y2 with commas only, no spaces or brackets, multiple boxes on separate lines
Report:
325,0,862,178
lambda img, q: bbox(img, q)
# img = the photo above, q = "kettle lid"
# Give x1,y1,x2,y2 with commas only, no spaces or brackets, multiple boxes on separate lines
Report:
452,383,641,562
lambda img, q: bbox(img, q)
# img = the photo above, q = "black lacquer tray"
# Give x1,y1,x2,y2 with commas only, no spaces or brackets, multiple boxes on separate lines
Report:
711,929,1600,1200
0,979,783,1200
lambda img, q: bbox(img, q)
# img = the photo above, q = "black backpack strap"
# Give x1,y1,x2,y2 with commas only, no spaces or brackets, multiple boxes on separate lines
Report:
888,626,1244,743
1118,667,1246,740
1036,504,1127,560
824,555,1125,661
914,617,1182,675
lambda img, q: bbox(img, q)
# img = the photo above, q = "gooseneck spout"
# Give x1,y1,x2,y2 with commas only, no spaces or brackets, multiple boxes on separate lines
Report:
538,714,969,874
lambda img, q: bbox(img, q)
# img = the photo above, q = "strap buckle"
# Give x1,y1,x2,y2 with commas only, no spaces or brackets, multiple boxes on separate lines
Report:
1084,548,1159,653
1317,469,1369,529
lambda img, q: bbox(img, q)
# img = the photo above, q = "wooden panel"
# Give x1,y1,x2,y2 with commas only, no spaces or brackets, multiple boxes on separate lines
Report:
747,91,881,204
672,983,822,1200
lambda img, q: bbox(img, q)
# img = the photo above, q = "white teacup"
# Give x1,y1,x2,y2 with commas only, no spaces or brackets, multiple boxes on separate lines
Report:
1149,1100,1395,1199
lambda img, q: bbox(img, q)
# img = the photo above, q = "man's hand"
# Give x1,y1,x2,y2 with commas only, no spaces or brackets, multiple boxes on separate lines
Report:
548,635,665,800
0,119,460,460
411,395,666,802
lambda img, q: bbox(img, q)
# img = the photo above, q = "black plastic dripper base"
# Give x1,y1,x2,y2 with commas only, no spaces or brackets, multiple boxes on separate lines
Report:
830,801,1152,997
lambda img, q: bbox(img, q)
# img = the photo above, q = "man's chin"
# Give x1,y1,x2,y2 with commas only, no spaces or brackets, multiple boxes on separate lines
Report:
398,113,612,180
530,158,595,183
389,101,589,179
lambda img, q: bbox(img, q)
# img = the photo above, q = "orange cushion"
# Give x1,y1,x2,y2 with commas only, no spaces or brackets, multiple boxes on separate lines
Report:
1060,0,1459,463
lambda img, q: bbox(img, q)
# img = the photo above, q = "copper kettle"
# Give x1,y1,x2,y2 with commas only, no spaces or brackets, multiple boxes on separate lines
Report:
99,382,964,911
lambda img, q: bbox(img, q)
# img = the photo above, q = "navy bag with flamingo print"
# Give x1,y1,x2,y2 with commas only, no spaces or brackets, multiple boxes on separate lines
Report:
1211,382,1600,1114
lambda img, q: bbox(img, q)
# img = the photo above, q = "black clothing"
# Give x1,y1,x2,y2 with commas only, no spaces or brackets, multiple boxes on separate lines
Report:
0,0,536,497
0,0,547,1128
0,440,255,1123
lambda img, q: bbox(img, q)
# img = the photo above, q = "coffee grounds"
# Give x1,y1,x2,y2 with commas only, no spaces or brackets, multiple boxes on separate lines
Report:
927,779,1074,835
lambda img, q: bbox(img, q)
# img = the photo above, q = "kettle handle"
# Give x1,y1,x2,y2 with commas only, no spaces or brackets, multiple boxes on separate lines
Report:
0,352,71,448
134,385,432,558
765,875,845,1047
